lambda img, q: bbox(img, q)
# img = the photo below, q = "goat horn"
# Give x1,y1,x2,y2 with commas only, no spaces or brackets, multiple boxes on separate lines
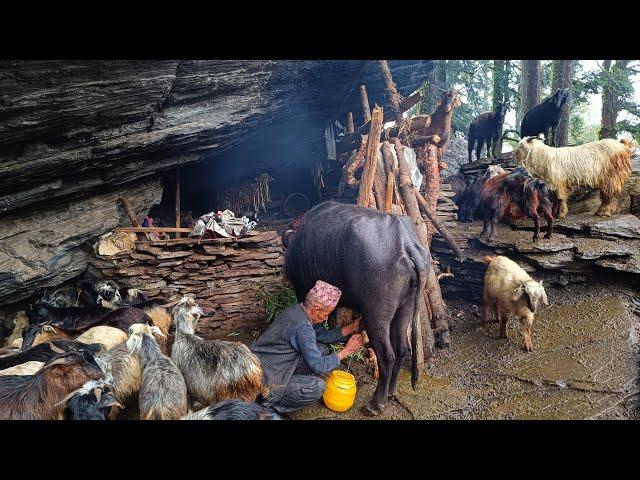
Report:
49,342,65,354
93,387,102,403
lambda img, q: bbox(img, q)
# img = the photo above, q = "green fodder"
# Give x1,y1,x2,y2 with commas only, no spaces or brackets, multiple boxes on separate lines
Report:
256,281,299,324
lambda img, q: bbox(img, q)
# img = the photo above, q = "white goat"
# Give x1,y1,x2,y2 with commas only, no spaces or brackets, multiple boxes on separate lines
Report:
482,255,549,351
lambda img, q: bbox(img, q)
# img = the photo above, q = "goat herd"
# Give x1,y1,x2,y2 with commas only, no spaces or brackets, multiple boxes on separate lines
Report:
453,88,635,242
0,281,279,420
452,88,636,353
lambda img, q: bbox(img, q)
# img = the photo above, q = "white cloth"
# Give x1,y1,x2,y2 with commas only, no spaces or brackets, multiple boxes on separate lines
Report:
376,144,422,189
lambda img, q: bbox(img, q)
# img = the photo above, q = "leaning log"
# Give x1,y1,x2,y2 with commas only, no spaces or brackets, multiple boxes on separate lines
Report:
119,197,140,227
393,138,436,362
394,138,450,349
415,190,464,259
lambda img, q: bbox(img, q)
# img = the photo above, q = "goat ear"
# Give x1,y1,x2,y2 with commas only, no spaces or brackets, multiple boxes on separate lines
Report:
151,326,165,338
512,285,525,302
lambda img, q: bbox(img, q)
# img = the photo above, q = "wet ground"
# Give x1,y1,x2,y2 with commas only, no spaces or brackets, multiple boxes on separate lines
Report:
289,281,640,420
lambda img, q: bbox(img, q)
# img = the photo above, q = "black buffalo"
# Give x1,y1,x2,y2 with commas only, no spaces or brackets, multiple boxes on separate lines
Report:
284,201,430,416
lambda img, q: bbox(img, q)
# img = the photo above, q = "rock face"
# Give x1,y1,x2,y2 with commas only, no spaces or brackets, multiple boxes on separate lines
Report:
0,60,434,307
0,179,162,305
0,60,433,216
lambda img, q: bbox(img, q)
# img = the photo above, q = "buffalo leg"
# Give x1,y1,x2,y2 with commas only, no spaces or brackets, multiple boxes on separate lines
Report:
486,137,493,159
362,307,396,416
388,300,413,398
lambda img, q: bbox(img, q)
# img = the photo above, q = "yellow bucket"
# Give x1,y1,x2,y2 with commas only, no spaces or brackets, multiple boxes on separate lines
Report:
323,370,357,412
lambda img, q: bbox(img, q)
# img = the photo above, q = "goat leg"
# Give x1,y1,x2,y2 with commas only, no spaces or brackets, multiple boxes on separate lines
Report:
532,215,540,242
544,211,553,239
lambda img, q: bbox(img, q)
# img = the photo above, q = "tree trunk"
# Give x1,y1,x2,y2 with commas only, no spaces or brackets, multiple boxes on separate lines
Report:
550,60,575,146
599,60,630,140
492,60,507,156
421,60,447,116
520,60,541,123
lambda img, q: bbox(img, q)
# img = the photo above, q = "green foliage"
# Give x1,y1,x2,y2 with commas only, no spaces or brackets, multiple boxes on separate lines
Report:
256,281,298,324
540,61,553,97
327,343,366,362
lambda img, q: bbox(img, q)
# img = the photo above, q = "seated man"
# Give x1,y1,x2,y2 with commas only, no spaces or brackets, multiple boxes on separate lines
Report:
250,280,363,415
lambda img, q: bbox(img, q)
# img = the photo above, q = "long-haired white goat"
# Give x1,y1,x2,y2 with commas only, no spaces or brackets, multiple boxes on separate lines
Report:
515,135,635,218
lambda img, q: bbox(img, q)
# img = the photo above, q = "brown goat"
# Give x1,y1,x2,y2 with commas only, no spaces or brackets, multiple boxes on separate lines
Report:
0,350,103,420
422,89,462,160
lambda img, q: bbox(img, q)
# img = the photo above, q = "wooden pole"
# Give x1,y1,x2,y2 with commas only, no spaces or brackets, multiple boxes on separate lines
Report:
175,169,181,238
347,112,355,135
385,173,394,213
357,106,384,207
394,138,450,349
415,190,464,259
334,61,369,120
419,144,441,241
119,197,140,227
359,84,372,125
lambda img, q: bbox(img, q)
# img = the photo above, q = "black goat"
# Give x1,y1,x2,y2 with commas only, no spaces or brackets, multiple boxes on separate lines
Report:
0,340,102,370
467,102,508,161
520,89,569,146
25,303,108,331
479,166,554,242
62,381,122,420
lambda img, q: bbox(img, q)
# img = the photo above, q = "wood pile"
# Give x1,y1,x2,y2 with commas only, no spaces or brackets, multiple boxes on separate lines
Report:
89,231,285,338
323,60,467,363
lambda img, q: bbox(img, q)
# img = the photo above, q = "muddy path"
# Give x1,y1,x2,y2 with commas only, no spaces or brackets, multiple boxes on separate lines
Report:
290,281,640,420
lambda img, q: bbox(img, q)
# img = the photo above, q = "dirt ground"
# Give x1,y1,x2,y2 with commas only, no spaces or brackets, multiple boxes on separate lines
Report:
288,281,640,420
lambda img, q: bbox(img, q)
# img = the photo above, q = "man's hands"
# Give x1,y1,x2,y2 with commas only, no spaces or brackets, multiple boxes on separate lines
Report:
340,316,362,336
336,333,364,361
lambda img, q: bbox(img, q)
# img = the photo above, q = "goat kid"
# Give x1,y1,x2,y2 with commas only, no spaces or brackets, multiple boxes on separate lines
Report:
482,255,549,351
